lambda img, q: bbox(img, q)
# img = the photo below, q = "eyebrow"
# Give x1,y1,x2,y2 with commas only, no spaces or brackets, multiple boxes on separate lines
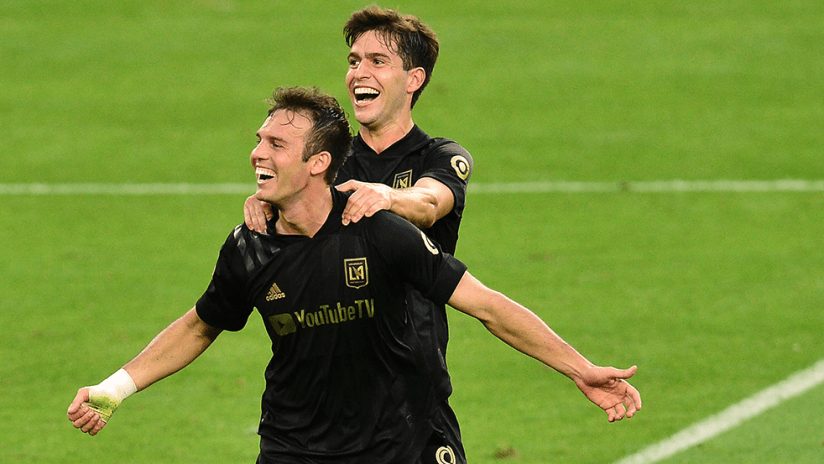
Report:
256,132,287,145
349,51,392,61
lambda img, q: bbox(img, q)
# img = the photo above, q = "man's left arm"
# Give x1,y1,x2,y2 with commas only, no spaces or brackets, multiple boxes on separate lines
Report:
337,177,454,229
446,271,642,422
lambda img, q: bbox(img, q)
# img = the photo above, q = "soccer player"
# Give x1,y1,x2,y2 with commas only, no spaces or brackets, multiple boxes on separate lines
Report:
68,87,641,464
243,8,475,457
244,6,472,251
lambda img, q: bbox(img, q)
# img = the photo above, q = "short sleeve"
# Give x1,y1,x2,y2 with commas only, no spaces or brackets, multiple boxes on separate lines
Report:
419,139,473,211
195,227,255,332
366,212,467,305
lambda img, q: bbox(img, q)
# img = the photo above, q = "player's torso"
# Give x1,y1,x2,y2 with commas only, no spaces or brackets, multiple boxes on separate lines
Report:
249,230,433,457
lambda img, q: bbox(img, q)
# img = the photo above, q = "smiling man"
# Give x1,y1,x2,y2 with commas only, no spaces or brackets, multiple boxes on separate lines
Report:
245,6,472,251
69,87,640,464
336,7,473,246
243,8,476,460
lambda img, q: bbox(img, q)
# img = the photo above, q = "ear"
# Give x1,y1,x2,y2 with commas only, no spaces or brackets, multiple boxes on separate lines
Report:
406,67,426,94
309,151,332,177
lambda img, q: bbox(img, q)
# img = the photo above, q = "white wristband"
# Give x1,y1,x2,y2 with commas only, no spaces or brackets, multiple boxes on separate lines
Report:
86,368,137,422
97,368,138,402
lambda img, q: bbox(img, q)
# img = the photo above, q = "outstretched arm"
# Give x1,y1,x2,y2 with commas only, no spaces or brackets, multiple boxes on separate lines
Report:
447,272,642,422
122,307,222,390
67,307,222,435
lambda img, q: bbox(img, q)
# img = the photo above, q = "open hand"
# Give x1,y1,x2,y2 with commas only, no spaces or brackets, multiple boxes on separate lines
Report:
574,365,642,422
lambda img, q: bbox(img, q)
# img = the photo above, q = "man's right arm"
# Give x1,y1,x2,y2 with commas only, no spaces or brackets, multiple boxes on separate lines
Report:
123,307,222,390
67,307,222,435
335,178,453,229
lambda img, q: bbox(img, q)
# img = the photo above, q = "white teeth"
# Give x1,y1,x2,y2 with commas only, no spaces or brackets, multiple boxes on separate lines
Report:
256,167,275,180
354,87,379,95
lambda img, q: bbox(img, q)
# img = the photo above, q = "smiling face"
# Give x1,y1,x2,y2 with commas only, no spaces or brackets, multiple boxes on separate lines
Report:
346,30,422,132
250,109,315,208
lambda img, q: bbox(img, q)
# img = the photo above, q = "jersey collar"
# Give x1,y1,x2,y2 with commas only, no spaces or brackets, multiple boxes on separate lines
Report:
353,125,432,158
263,187,348,239
313,187,349,237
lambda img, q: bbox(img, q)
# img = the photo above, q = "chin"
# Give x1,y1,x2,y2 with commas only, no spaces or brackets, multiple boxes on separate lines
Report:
353,113,377,128
254,190,269,203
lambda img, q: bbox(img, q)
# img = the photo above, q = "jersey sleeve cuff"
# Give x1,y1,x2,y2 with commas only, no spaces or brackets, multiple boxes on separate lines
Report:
423,257,467,305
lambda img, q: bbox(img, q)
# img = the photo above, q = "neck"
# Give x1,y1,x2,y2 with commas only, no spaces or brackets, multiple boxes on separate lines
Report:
273,186,333,238
359,116,415,154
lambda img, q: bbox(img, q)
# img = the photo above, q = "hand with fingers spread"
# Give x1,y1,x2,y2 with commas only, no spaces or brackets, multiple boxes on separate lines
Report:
336,180,394,226
244,195,274,234
574,365,642,422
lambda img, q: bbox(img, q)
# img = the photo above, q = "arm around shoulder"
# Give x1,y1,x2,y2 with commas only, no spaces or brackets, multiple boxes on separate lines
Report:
336,177,454,229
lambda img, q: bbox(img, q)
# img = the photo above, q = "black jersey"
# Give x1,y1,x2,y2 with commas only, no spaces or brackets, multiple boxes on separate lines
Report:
335,125,473,256
196,188,467,463
335,126,473,412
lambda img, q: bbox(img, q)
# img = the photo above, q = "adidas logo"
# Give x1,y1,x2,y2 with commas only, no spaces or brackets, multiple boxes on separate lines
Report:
266,283,286,301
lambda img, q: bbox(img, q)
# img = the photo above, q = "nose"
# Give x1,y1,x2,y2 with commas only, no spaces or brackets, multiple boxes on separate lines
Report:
350,61,369,81
250,142,263,167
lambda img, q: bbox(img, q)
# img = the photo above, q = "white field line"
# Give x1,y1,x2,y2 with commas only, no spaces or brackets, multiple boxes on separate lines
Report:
613,358,824,464
1,180,824,195
467,179,824,194
0,183,254,195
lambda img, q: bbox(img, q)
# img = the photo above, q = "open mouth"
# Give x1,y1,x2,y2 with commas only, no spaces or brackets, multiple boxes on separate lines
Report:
256,167,275,182
354,87,379,103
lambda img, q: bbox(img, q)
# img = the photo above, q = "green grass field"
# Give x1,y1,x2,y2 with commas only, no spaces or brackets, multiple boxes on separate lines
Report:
2,1,823,463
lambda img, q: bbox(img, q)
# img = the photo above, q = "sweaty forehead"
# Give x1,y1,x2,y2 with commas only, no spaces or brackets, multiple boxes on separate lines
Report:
267,109,312,132
352,30,400,57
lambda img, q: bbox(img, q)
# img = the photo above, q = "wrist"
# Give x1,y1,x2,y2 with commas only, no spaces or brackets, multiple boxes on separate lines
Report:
97,368,138,401
86,368,137,422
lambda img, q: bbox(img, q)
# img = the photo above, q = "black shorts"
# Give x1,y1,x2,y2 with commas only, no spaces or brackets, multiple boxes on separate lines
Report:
256,401,466,464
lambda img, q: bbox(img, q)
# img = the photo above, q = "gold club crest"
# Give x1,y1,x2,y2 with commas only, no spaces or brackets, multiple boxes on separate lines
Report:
392,170,413,189
451,155,471,180
344,258,369,289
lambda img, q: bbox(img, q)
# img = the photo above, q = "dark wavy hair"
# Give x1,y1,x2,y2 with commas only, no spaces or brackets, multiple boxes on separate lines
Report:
266,86,353,184
344,5,439,109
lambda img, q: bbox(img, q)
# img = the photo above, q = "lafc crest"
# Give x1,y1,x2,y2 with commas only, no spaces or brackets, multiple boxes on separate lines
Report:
392,170,413,189
344,258,369,289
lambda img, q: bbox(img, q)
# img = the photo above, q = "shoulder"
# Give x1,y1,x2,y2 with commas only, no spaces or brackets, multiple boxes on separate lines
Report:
345,210,425,250
425,138,473,170
225,223,255,252
347,209,416,236
220,223,282,275
427,138,472,159
418,138,473,185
